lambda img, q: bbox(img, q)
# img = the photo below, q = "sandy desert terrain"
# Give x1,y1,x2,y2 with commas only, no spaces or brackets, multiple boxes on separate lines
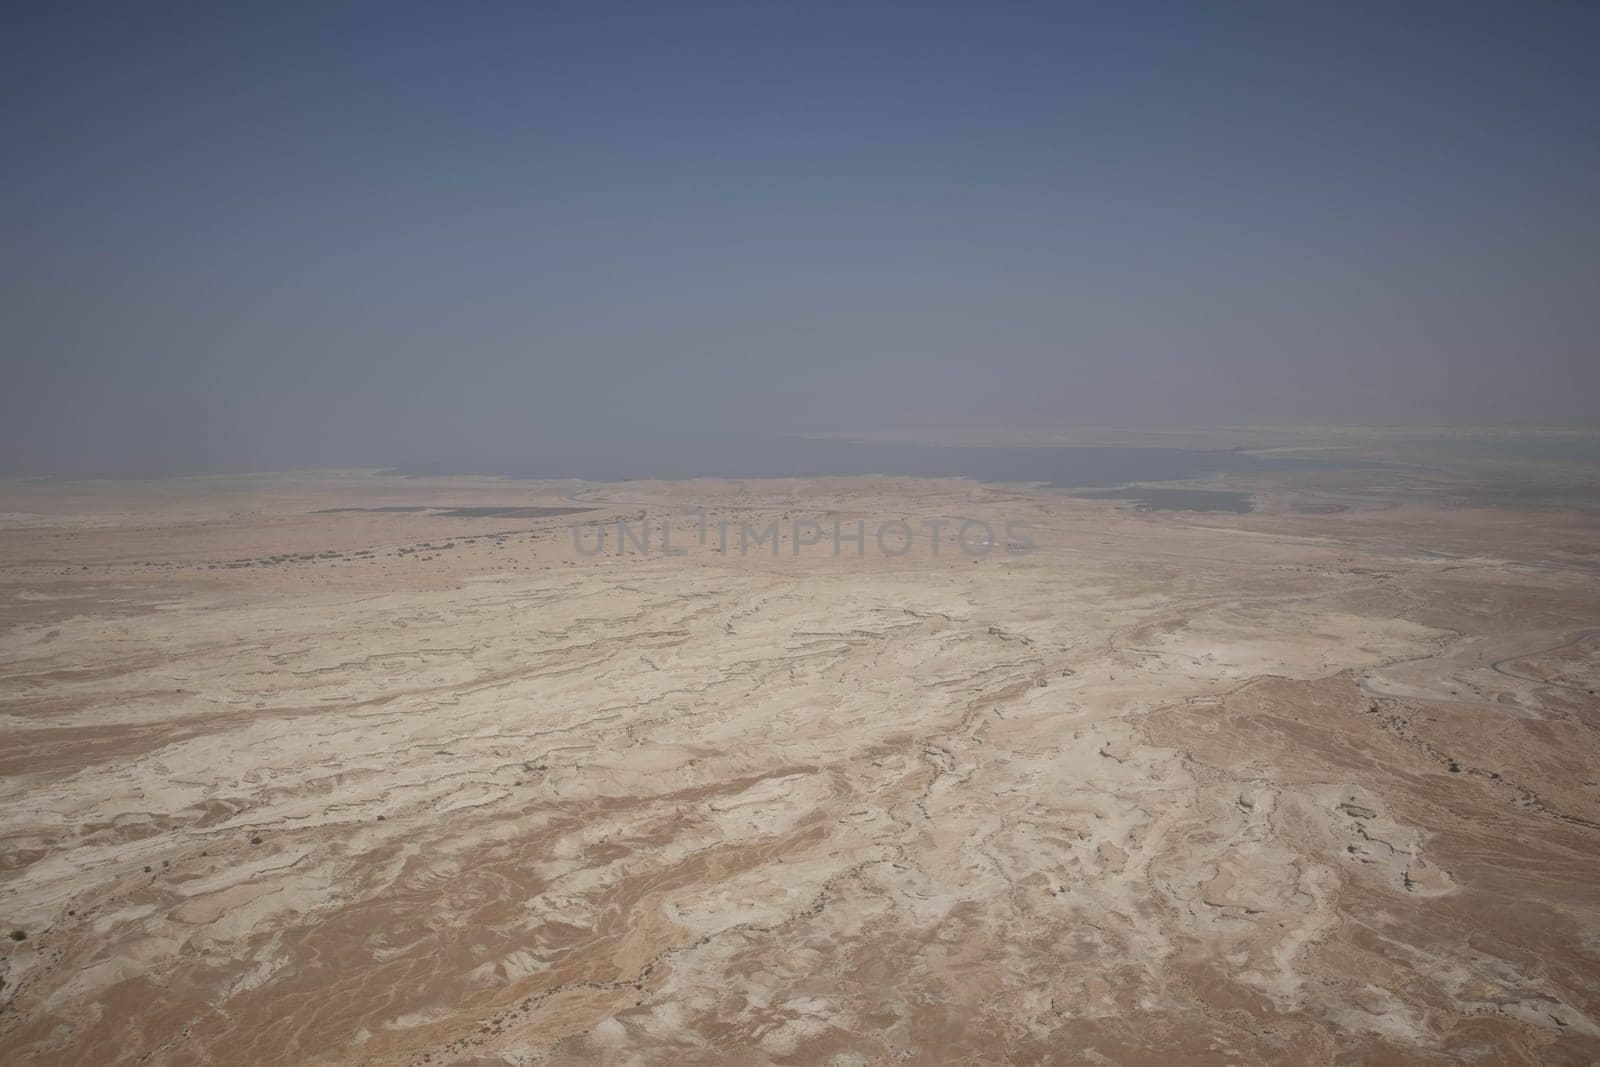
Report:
2,452,1599,1064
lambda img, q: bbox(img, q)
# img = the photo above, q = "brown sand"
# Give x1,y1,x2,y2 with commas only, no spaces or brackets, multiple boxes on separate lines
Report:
1,461,1598,1064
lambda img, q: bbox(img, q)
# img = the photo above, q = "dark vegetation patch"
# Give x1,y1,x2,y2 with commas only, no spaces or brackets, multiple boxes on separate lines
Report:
310,505,593,518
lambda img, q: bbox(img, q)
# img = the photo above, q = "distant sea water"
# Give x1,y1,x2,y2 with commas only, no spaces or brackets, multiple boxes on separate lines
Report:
392,435,1350,504
1070,487,1254,513
1451,433,1600,463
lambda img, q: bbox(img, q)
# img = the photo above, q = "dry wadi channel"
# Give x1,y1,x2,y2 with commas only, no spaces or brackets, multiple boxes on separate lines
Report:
1,467,1598,1064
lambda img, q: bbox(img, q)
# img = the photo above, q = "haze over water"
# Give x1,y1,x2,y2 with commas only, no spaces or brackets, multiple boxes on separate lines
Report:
393,436,1344,489
4,4,1597,479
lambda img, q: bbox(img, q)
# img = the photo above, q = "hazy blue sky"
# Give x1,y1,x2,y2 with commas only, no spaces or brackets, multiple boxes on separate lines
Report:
4,3,1597,474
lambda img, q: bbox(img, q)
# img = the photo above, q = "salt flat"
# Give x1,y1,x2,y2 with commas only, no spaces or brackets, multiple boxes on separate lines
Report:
1,460,1598,1064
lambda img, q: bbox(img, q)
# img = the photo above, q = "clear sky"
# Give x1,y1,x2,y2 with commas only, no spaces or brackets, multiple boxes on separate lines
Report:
4,2,1597,475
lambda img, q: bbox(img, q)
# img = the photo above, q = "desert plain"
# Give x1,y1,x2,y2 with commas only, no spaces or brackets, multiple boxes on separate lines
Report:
2,437,1599,1065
